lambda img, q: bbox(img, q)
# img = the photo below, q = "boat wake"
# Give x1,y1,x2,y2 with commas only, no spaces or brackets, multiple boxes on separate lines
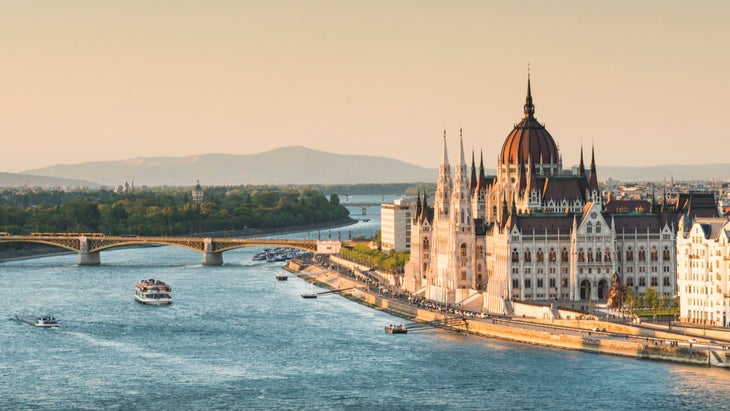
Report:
62,330,286,381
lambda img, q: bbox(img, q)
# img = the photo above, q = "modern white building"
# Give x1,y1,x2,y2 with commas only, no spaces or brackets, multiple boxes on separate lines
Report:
677,216,730,327
380,199,414,253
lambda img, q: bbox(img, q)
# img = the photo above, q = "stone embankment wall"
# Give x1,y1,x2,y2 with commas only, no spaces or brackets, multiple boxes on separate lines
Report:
303,267,712,367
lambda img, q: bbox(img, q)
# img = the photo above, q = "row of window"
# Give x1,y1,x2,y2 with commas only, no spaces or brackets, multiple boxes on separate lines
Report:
510,246,672,263
512,278,569,289
510,276,673,289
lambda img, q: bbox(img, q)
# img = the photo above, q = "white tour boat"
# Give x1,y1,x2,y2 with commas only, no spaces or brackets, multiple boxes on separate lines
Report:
134,278,172,305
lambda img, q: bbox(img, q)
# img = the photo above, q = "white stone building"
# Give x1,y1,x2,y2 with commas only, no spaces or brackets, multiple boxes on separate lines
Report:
403,75,716,314
677,217,730,327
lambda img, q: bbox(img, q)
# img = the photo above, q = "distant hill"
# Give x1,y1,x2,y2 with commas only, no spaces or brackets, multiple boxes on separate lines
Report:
16,147,730,187
22,146,438,186
0,172,98,189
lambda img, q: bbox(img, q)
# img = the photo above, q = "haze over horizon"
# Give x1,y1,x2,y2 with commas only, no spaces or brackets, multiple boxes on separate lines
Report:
2,1,729,173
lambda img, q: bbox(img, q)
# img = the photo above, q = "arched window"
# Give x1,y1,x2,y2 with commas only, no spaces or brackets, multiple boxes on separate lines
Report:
561,248,569,262
596,248,602,262
460,243,467,258
639,247,646,262
511,249,519,263
595,223,601,233
587,248,594,262
578,248,585,262
586,222,592,234
536,248,544,263
524,249,532,262
651,247,658,261
663,247,670,261
424,238,429,249
626,247,633,261
549,248,557,262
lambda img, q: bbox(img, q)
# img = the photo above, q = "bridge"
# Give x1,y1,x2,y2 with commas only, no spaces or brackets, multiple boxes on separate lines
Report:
0,234,342,266
340,202,383,215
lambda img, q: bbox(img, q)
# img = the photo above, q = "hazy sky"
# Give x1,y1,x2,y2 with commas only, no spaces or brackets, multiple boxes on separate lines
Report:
2,0,728,173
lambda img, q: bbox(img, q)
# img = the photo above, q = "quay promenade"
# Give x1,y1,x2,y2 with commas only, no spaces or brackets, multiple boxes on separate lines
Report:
293,259,730,368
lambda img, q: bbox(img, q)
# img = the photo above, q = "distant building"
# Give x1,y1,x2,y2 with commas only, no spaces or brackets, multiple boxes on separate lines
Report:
114,181,133,194
192,180,204,203
676,216,730,327
380,199,414,253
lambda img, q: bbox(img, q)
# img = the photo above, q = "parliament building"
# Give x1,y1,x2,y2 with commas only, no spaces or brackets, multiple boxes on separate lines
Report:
402,76,718,314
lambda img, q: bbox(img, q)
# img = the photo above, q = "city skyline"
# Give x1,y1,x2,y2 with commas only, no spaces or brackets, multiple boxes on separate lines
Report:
2,1,729,173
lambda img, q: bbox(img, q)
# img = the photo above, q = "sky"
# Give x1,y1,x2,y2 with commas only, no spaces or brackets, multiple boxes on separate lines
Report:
1,0,729,173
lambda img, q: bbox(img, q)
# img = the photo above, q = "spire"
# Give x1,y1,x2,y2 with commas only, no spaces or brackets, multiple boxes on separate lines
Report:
589,144,599,192
470,150,477,191
501,194,509,226
479,150,485,177
420,190,430,223
441,129,449,166
526,160,538,196
458,128,466,167
578,144,586,177
524,66,535,119
415,188,422,221
518,161,527,194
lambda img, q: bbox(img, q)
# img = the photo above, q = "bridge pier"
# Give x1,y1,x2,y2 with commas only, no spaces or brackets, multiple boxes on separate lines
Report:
78,251,101,265
78,237,101,265
203,238,223,266
203,251,223,266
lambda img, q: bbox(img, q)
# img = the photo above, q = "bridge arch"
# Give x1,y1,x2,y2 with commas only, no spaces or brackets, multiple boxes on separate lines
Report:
0,235,334,266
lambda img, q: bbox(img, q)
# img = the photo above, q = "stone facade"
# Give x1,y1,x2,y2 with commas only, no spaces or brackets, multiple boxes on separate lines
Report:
677,217,730,327
403,76,709,314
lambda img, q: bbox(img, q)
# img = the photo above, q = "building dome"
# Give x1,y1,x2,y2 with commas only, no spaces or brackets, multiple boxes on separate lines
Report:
499,77,559,167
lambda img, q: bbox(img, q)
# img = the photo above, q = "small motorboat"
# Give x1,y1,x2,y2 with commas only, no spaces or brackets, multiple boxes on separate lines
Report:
275,274,288,281
385,324,407,334
16,314,60,328
301,282,317,298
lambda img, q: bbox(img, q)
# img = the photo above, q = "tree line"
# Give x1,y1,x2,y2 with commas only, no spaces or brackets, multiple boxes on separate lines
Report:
0,186,349,236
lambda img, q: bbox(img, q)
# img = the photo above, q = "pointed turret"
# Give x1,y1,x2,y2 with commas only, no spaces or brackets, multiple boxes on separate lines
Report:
526,159,538,196
442,129,449,165
518,160,527,195
435,130,453,216
589,144,599,193
524,71,535,119
501,194,509,227
470,151,477,191
420,190,430,223
415,188,422,222
578,145,586,177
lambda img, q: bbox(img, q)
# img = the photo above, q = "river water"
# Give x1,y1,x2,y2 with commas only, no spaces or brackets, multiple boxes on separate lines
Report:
2,196,730,410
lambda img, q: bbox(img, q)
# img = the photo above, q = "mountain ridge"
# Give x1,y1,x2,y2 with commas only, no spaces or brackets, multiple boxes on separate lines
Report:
8,146,730,187
21,146,438,186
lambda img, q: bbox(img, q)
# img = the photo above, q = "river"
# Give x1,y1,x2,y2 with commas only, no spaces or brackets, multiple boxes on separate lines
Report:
1,195,730,409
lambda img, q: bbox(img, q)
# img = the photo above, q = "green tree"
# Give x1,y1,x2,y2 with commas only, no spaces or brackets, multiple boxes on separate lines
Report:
644,288,658,310
624,287,638,311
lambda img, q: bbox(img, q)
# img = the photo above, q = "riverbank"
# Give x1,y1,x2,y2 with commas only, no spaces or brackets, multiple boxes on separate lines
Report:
0,217,357,263
296,263,730,368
